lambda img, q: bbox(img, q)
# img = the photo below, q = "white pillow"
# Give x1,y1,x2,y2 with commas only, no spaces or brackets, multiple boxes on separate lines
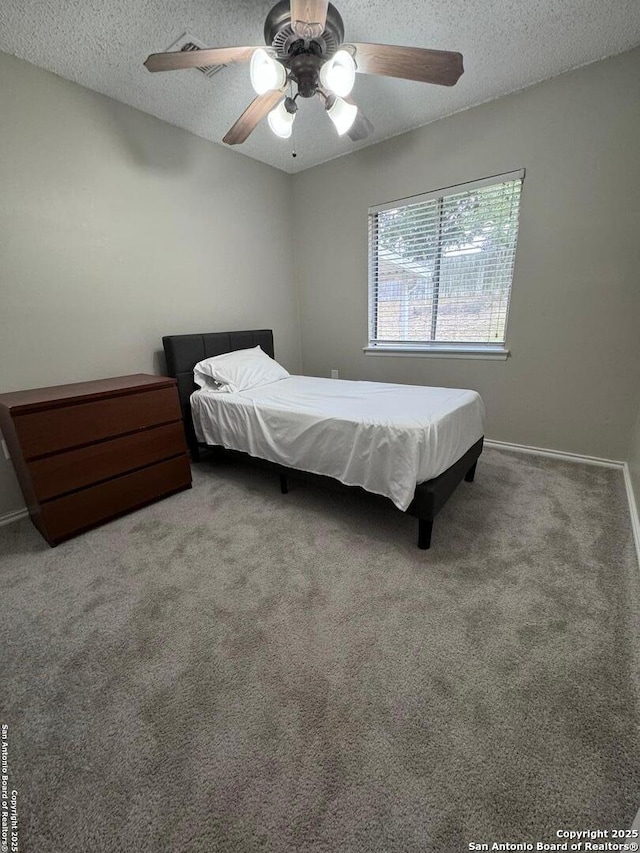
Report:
192,373,225,392
194,346,289,393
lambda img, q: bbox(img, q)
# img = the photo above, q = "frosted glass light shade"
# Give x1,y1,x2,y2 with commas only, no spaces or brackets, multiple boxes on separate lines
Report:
326,97,358,135
268,101,295,138
250,48,286,95
319,50,356,97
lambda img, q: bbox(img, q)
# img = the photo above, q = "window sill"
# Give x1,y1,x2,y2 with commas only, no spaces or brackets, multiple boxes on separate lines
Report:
363,345,510,361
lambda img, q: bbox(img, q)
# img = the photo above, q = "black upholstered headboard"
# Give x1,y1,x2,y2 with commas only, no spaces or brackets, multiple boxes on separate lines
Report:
162,329,274,455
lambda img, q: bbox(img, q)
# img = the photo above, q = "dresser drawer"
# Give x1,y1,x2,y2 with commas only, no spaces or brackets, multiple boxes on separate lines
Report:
29,422,187,501
14,387,181,459
40,455,192,543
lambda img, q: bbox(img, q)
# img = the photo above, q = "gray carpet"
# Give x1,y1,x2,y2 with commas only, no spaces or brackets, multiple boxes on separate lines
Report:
1,448,639,852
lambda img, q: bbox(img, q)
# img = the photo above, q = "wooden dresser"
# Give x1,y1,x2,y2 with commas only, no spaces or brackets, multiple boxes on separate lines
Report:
0,374,192,546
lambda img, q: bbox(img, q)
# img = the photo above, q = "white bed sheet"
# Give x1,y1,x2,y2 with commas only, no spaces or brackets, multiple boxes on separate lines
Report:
190,376,485,511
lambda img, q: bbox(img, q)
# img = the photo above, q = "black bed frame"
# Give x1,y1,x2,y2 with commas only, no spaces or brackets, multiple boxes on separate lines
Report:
162,329,483,550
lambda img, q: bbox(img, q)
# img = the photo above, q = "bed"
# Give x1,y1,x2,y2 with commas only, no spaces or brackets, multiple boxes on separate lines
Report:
162,329,484,550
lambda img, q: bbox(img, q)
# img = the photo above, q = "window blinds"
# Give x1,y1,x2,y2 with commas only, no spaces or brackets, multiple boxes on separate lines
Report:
368,171,524,349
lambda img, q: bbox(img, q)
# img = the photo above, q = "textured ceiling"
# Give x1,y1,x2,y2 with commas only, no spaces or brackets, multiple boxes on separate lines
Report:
1,0,639,174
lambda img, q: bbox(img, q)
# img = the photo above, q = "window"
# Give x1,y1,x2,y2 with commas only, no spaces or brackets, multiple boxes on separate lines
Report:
367,170,524,358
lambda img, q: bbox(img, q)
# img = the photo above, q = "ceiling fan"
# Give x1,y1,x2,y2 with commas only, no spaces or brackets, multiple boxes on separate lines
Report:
144,0,464,146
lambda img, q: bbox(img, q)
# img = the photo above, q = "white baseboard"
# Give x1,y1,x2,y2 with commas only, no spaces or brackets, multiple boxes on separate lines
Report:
484,438,623,469
623,463,640,569
0,507,28,528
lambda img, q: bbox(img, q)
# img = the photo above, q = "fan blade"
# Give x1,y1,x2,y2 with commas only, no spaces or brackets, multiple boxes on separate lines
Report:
349,43,464,86
291,0,329,39
144,45,259,73
223,89,285,145
344,96,374,141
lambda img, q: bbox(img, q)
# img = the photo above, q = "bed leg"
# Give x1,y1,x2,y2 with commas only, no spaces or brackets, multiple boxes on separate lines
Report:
189,443,200,463
280,473,289,495
464,461,477,483
418,518,433,550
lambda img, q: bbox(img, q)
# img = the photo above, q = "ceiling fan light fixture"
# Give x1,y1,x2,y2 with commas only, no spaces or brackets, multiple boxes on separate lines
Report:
144,2,465,148
319,49,356,97
268,100,296,138
326,96,358,135
250,48,286,95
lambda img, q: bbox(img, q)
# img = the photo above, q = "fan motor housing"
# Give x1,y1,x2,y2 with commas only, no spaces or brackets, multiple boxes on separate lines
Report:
264,0,344,61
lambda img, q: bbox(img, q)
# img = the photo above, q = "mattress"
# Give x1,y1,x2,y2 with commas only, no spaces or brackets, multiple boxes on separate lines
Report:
190,376,485,511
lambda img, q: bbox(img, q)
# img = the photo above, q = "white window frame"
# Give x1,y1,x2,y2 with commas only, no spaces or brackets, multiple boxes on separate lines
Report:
364,169,525,360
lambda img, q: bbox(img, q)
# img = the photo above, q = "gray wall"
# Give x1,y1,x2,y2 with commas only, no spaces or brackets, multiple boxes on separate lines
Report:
0,51,299,517
292,47,640,462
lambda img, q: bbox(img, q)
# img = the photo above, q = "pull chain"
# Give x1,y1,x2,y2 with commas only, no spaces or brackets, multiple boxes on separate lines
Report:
291,80,297,158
